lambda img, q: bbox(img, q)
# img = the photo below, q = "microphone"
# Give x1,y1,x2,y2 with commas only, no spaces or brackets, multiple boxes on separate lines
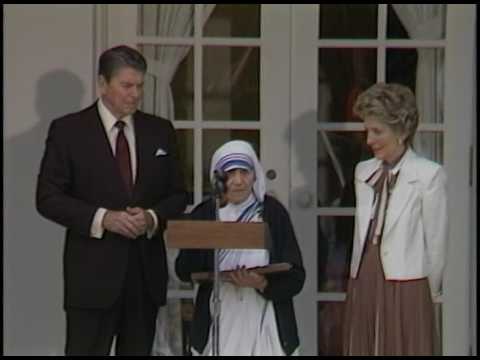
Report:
212,169,227,197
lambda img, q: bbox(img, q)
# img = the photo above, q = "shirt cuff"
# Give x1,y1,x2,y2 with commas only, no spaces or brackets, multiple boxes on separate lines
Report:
146,209,159,239
90,208,107,239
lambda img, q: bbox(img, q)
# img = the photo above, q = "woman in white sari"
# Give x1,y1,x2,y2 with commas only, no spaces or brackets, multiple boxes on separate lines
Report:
175,140,305,356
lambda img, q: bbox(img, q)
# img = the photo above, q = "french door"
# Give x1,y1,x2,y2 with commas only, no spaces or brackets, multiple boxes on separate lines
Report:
290,4,475,356
105,4,291,355
104,4,475,355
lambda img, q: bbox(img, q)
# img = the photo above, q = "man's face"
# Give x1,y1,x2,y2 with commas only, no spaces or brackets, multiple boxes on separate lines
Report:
99,66,144,119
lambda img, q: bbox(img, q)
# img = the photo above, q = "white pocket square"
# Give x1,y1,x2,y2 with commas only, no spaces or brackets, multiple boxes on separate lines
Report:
155,148,167,156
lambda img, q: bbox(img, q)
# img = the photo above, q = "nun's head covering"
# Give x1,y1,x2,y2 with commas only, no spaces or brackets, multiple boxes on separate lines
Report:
209,140,266,202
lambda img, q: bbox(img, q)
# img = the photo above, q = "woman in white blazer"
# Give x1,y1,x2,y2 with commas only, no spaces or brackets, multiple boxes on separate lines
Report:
342,83,448,356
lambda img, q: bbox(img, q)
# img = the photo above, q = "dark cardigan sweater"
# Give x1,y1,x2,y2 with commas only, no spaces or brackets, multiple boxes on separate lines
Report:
175,195,305,355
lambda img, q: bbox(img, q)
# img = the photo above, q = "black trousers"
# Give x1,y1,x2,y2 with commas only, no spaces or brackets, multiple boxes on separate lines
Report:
65,242,158,355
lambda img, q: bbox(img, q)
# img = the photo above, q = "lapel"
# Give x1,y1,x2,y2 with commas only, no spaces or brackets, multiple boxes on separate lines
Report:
355,158,380,246
354,148,419,243
131,112,149,202
382,149,419,237
87,102,131,203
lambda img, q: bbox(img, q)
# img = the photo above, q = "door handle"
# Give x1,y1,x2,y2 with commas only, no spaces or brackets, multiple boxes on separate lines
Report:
266,169,277,180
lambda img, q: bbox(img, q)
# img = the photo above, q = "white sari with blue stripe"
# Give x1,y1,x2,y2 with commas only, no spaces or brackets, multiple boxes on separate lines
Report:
193,140,297,355
194,194,289,356
218,193,267,271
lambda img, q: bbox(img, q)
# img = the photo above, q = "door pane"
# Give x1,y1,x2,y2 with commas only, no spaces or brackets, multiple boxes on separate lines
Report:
317,131,371,207
387,48,444,124
137,4,194,37
153,298,194,356
202,130,260,197
203,47,260,121
387,4,446,40
319,4,377,39
386,48,417,90
318,48,377,123
318,216,354,292
171,50,194,121
138,45,194,121
176,129,194,205
180,298,195,355
414,132,443,164
317,301,345,355
204,4,260,38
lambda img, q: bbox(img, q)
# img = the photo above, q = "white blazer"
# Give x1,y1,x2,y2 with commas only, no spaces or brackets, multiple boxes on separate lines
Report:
350,148,448,296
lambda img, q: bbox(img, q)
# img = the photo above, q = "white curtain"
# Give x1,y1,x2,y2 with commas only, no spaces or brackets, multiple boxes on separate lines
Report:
392,4,445,162
142,4,216,120
141,4,216,356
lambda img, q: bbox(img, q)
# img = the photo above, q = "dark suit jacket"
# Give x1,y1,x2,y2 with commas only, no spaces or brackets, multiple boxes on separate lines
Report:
36,102,187,309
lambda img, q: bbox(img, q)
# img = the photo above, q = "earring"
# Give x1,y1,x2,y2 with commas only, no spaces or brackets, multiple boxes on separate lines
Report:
398,138,403,145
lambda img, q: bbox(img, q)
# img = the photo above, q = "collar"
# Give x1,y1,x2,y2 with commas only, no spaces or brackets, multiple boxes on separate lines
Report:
220,193,256,221
385,147,408,175
97,97,133,132
357,147,416,182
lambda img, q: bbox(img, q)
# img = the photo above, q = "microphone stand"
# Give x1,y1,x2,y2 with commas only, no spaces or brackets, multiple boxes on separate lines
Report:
211,171,226,356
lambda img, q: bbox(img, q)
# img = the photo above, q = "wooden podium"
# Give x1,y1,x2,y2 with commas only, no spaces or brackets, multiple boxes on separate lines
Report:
166,220,271,250
166,220,291,282
166,219,273,356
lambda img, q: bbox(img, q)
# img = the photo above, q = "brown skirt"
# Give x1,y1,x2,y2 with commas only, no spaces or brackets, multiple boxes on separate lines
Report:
342,240,436,356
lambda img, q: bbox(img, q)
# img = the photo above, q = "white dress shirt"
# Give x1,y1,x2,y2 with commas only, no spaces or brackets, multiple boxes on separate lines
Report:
90,98,158,239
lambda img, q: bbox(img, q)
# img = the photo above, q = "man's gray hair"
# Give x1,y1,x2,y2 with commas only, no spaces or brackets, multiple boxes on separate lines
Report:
98,45,147,82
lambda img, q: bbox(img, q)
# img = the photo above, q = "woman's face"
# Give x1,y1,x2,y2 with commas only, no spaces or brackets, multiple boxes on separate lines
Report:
364,116,406,164
225,168,255,204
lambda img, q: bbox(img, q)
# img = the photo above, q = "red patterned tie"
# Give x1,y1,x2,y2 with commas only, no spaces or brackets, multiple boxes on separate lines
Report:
115,121,133,194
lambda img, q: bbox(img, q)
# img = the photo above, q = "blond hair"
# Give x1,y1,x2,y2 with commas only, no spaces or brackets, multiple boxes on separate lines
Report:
353,83,419,146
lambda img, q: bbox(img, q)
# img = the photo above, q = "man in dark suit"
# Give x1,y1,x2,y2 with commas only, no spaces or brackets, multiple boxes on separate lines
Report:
36,45,187,355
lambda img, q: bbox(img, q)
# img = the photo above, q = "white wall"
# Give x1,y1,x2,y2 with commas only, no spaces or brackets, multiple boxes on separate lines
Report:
470,26,477,355
4,5,95,355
